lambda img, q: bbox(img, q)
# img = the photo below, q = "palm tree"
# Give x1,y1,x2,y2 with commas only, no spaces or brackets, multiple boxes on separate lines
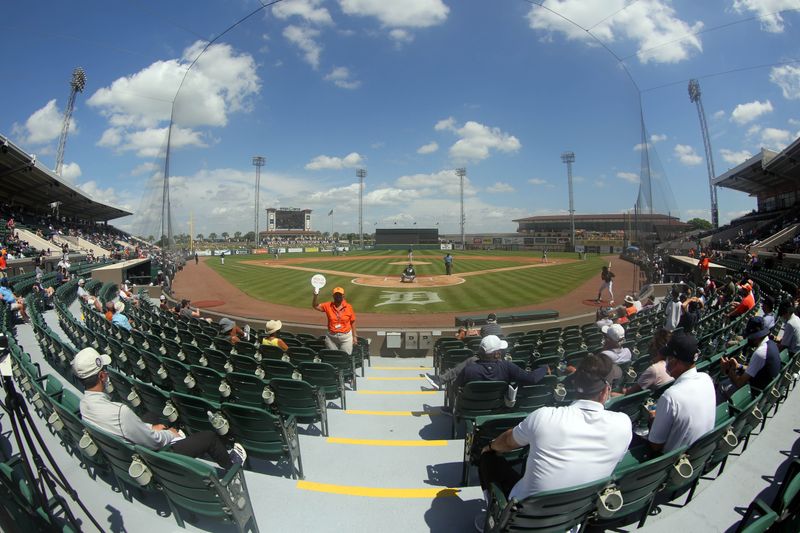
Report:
234,231,242,240
196,233,204,241
208,232,218,241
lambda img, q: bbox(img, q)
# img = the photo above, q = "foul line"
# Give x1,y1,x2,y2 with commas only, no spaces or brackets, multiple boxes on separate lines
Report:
296,480,460,498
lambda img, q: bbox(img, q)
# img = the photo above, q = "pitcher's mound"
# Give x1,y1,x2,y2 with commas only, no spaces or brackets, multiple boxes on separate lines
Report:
352,276,465,288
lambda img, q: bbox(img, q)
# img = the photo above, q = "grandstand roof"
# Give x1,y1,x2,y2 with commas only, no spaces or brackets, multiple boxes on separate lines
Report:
713,135,800,196
512,213,680,223
0,134,132,221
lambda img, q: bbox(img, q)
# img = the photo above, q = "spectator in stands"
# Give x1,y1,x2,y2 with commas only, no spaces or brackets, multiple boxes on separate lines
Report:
475,353,631,529
0,279,28,321
179,299,201,319
31,282,54,309
111,301,132,331
479,313,503,337
118,280,133,301
677,297,703,334
727,283,755,320
453,334,547,390
664,288,682,331
648,333,715,454
721,316,781,396
622,329,674,395
622,295,638,318
73,347,246,469
777,301,800,353
599,324,632,364
219,317,244,345
400,264,416,283
698,252,710,278
0,248,7,278
595,307,614,329
159,294,169,311
758,296,776,331
76,278,89,302
456,321,480,340
104,301,115,321
312,286,358,355
261,320,289,352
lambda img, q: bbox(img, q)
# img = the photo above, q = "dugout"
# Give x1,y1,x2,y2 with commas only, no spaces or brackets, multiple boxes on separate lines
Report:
374,228,440,250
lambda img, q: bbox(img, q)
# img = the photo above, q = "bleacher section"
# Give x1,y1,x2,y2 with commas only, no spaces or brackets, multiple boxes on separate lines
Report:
1,256,799,531
52,234,112,258
14,228,60,254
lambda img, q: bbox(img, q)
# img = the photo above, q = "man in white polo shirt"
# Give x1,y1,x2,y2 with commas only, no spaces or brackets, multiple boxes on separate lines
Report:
475,354,631,530
600,323,632,365
777,301,800,353
648,333,715,454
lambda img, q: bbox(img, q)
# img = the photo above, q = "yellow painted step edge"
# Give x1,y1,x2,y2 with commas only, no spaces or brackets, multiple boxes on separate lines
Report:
296,480,459,499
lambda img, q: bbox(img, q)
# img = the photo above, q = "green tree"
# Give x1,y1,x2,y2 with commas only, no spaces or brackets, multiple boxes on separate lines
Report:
234,231,242,240
221,232,229,241
244,231,255,242
208,232,218,241
687,218,712,230
195,233,204,241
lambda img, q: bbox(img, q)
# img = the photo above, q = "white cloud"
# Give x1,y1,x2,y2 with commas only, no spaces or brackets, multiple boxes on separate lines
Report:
77,180,133,212
730,100,773,124
395,169,478,197
594,179,607,188
338,0,449,28
366,187,423,205
272,0,333,25
616,171,640,183
650,133,667,143
305,152,364,170
389,29,414,44
719,148,753,166
633,142,650,151
761,127,792,149
528,178,550,186
12,99,75,145
770,65,800,100
526,0,703,64
283,25,323,69
416,141,438,154
674,144,703,165
88,41,258,158
712,110,725,120
324,66,361,89
486,182,515,193
131,162,159,176
435,117,521,163
733,0,800,33
60,162,82,183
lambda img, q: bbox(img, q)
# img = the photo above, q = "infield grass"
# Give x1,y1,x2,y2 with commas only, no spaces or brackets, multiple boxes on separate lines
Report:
206,250,606,314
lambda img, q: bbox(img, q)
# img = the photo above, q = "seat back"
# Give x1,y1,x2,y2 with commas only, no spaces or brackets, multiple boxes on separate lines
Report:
161,357,194,394
288,346,318,364
259,344,286,361
226,372,271,408
132,380,170,417
190,365,226,403
493,477,611,532
85,423,151,492
456,381,508,418
270,377,324,421
262,358,298,380
662,419,733,497
170,391,220,434
134,445,258,532
605,389,651,424
514,384,553,413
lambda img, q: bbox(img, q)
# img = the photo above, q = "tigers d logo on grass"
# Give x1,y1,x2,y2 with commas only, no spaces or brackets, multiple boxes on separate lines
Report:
374,291,444,307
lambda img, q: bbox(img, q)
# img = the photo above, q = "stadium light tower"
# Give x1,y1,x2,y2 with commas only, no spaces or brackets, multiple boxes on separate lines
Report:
561,152,576,250
252,156,265,247
55,67,86,176
455,168,467,248
688,79,719,229
357,168,366,249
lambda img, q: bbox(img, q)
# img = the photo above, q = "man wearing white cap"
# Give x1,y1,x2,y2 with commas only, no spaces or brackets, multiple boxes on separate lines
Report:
76,278,89,302
454,335,547,389
600,324,632,365
73,347,246,468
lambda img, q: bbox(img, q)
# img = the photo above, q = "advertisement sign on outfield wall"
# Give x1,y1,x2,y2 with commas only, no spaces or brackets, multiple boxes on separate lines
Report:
253,248,269,254
287,247,304,253
440,243,453,250
305,247,319,253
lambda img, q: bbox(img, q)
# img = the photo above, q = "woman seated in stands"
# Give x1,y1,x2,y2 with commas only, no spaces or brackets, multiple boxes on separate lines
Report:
261,320,289,351
400,264,416,283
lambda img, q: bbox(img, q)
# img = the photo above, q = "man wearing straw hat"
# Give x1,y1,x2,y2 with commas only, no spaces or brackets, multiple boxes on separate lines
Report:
312,286,358,355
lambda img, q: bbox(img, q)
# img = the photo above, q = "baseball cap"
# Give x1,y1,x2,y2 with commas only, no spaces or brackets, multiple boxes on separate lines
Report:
568,354,616,395
743,316,770,340
480,335,508,354
72,347,112,379
601,324,625,343
159,294,166,301
219,317,235,334
660,333,699,364
332,287,345,295
487,313,497,321
624,295,635,305
114,301,125,313
78,278,85,285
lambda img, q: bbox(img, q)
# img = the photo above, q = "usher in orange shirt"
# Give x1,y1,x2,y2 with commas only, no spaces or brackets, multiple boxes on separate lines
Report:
319,301,356,334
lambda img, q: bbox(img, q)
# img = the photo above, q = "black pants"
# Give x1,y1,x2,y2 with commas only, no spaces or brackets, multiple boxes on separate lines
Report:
446,263,452,275
478,452,522,495
141,412,232,468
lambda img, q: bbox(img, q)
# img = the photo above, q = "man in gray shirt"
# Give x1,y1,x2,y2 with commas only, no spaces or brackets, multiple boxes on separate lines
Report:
480,313,503,337
73,347,245,467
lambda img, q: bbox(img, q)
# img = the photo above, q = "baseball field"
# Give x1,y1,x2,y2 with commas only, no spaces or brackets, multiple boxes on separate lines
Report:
203,249,610,314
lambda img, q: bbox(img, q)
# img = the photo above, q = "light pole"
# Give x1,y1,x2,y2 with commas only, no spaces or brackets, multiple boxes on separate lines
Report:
688,79,719,228
455,167,466,249
252,156,265,247
561,152,576,251
56,67,86,176
357,168,366,249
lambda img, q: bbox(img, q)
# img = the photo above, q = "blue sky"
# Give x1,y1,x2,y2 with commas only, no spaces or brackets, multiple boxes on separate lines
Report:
2,0,799,237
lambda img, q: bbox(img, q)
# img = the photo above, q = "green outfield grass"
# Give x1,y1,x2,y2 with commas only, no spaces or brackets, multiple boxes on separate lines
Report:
206,250,605,314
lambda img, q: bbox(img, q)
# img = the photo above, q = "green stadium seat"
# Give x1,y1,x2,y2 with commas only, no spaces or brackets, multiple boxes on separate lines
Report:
297,361,347,409
133,445,259,532
169,392,220,435
225,372,272,409
269,377,329,436
189,365,227,403
318,348,357,391
735,498,778,533
462,412,528,485
452,381,508,438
